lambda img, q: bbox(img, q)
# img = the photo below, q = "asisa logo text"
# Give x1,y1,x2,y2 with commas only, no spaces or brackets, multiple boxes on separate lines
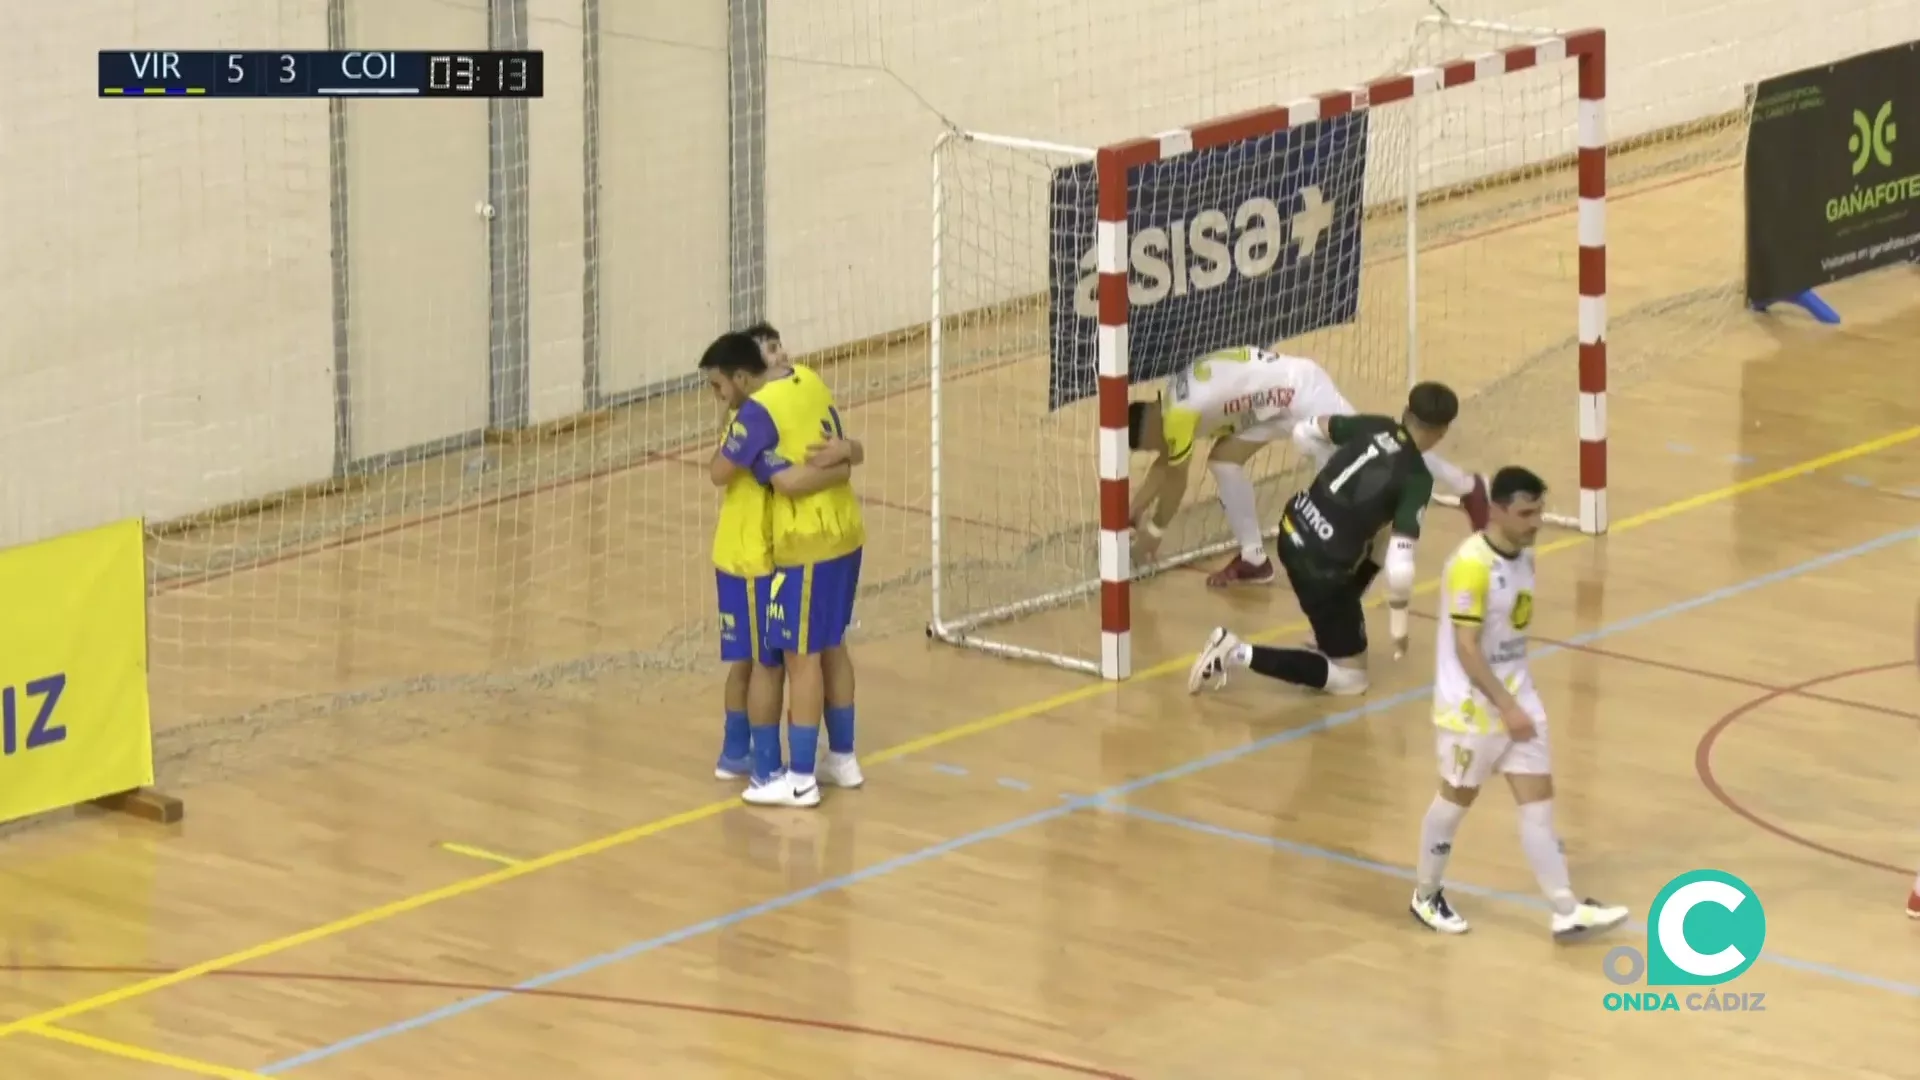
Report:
1072,187,1336,317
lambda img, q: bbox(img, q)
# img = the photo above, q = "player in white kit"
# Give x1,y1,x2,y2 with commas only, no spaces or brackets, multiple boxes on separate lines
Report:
1127,346,1490,586
1408,466,1630,941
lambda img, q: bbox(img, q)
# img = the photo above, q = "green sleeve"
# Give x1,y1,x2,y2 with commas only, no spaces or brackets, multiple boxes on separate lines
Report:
1393,468,1435,538
1325,414,1392,446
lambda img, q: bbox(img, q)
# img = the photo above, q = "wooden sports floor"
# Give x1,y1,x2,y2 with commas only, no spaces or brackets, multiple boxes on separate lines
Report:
4,136,1920,1077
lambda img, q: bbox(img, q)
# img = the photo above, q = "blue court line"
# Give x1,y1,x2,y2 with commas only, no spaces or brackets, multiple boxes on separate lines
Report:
263,525,1920,1073
1110,804,1920,998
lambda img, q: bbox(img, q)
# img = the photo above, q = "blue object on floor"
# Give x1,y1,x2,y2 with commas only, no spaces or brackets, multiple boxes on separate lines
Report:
1751,288,1840,324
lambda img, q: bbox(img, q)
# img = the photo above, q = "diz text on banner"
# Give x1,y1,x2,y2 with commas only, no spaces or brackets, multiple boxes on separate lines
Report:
0,518,154,825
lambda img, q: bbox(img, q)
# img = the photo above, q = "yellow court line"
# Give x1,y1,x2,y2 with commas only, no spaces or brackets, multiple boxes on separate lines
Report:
26,1024,268,1079
871,423,1920,759
0,424,1914,1040
435,841,524,867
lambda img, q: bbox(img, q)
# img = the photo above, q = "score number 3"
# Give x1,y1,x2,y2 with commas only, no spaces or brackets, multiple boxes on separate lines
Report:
223,54,298,84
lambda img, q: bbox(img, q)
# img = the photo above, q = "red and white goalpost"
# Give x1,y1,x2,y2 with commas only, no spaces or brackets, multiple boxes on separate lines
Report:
928,24,1608,680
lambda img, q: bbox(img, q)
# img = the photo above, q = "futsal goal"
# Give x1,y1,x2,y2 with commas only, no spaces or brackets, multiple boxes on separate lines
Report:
927,21,1608,680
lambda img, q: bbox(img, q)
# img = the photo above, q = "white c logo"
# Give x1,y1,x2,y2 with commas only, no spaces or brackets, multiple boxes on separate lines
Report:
1656,879,1748,977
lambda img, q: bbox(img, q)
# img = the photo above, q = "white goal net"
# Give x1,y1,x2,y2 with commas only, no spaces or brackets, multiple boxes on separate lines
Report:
10,0,1897,792
926,17,1742,677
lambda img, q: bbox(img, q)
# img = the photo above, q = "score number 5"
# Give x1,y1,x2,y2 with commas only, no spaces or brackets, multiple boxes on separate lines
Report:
225,54,299,84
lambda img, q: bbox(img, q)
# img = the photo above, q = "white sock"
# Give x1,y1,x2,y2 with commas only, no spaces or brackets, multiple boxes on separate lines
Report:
1209,460,1266,563
1228,642,1254,668
1422,451,1475,497
1416,795,1469,897
1912,868,1920,894
1517,798,1577,916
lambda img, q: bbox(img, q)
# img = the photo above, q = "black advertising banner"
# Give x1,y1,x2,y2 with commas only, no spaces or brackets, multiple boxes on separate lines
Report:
1746,41,1920,304
1046,114,1368,410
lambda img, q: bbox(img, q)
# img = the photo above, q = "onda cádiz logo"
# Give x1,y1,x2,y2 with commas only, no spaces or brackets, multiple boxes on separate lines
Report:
1601,869,1768,1015
1071,186,1338,317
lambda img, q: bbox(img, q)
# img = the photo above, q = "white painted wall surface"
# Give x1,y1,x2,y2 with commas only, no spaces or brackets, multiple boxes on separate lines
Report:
8,0,1918,540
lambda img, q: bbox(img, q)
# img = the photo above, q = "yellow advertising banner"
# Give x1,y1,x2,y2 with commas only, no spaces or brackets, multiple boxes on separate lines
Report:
0,518,153,824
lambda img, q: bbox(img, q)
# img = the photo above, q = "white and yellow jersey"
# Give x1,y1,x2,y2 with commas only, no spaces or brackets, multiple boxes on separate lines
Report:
1159,346,1347,465
1433,533,1537,734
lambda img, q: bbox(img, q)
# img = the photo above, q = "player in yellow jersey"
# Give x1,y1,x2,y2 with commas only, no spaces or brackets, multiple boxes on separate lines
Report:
1408,466,1630,941
706,324,858,782
703,329,866,808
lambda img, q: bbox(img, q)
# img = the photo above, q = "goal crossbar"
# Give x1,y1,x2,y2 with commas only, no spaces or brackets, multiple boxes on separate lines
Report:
929,27,1609,681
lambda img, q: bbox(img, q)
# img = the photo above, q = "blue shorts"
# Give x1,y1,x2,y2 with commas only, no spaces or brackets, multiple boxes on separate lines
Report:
766,549,863,656
716,571,780,667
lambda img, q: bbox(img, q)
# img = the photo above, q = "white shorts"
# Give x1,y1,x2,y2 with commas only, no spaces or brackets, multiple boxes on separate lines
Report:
1434,697,1551,789
1233,389,1358,453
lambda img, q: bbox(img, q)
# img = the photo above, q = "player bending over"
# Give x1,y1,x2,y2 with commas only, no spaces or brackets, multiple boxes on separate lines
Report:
706,323,861,784
1408,466,1629,939
705,327,861,789
705,330,866,808
1128,345,1489,587
1187,382,1461,699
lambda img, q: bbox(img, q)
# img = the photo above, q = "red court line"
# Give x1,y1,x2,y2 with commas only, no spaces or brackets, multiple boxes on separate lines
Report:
1411,610,1919,874
1693,661,1918,877
662,451,1028,536
0,965,1137,1079
1408,609,1917,717
158,158,1737,595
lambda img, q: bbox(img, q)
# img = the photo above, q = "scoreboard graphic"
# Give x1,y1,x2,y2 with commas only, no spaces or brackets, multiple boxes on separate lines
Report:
98,50,544,98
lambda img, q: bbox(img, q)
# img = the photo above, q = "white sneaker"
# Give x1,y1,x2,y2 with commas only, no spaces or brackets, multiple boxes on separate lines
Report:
1188,627,1240,694
1410,888,1470,934
742,771,821,808
1552,898,1630,941
821,751,864,789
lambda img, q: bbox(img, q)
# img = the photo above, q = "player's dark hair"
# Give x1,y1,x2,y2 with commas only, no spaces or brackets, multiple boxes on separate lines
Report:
1404,382,1459,428
1127,401,1150,451
1490,466,1547,504
698,332,768,375
742,321,781,344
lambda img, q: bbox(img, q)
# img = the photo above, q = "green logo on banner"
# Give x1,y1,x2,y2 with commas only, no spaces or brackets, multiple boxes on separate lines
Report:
1850,101,1896,174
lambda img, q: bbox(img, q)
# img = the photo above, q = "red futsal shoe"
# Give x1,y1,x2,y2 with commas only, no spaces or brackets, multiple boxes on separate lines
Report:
1206,554,1275,588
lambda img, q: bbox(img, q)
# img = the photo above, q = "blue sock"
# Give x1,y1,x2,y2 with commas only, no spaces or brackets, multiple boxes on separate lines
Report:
824,704,856,754
749,724,783,781
788,724,820,777
721,710,751,762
